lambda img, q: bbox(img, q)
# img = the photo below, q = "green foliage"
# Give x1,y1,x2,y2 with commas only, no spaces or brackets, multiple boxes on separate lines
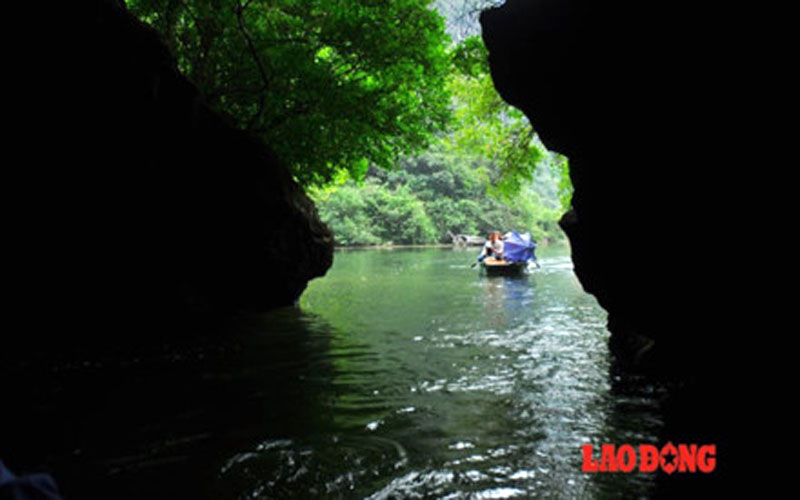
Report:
311,144,567,246
365,183,438,244
447,36,555,200
451,35,488,77
311,180,437,245
128,0,453,186
309,183,380,245
551,153,573,210
128,3,573,246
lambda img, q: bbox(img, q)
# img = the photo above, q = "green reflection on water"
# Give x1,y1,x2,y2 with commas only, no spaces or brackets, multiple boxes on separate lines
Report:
268,245,663,498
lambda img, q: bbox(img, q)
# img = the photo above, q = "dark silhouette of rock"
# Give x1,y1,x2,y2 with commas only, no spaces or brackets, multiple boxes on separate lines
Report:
481,0,760,493
6,0,333,350
481,0,749,371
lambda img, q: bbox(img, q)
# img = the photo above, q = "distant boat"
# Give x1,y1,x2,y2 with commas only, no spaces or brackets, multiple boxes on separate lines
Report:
449,231,485,246
477,231,539,275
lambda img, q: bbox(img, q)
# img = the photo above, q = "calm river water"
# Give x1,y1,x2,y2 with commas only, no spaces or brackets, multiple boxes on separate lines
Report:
217,245,664,498
12,245,666,498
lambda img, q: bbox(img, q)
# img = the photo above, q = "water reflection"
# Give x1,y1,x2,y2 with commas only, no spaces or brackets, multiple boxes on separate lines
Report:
3,308,341,499
291,247,662,498
3,246,664,498
480,274,536,329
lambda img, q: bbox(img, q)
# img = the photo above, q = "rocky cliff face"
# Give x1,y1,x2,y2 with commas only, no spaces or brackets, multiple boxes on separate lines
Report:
480,0,754,491
480,0,751,373
8,0,333,347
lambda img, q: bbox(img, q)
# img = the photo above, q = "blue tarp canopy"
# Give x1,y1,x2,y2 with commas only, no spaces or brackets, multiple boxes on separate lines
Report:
503,231,537,263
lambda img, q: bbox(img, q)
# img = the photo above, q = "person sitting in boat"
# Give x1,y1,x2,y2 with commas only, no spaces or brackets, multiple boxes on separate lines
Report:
478,231,504,261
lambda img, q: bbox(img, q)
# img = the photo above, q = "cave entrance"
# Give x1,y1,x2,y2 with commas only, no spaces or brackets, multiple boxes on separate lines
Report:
1,2,666,499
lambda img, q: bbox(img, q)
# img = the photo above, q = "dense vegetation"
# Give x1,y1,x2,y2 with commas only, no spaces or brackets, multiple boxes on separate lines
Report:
310,31,570,245
128,0,571,245
129,0,452,185
310,145,567,245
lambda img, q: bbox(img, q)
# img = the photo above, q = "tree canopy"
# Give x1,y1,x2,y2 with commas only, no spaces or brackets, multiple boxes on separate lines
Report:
308,32,571,246
310,142,566,246
448,36,571,203
128,1,572,245
129,0,453,185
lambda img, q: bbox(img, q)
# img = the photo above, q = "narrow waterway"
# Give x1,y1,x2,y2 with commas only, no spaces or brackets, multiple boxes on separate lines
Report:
218,245,665,497
7,245,665,498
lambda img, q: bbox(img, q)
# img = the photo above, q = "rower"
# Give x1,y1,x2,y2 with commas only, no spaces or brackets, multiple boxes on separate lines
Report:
478,231,504,262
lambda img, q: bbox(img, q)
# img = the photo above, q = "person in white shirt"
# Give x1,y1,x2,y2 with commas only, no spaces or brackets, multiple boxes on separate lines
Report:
478,231,504,261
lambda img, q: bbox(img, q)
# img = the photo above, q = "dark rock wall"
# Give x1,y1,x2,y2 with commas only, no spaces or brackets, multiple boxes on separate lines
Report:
480,0,750,372
5,0,765,492
481,0,758,491
7,0,333,349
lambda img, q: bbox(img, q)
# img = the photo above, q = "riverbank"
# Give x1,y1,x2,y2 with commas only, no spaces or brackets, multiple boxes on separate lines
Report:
334,238,566,250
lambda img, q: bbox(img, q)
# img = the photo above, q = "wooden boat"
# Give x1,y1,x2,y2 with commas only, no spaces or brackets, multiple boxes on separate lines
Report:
480,258,527,276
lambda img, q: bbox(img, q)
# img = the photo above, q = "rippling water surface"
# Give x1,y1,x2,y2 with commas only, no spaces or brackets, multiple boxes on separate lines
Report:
12,245,665,498
216,246,664,498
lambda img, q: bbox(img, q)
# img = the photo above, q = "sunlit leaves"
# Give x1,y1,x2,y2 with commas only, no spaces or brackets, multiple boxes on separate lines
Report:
445,35,573,211
127,1,573,220
129,0,452,186
310,179,437,245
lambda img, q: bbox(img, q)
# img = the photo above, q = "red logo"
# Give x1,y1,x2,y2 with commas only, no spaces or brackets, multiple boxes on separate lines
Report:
581,443,716,474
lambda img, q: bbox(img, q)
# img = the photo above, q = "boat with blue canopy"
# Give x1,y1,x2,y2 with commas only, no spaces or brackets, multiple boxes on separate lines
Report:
479,231,539,276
